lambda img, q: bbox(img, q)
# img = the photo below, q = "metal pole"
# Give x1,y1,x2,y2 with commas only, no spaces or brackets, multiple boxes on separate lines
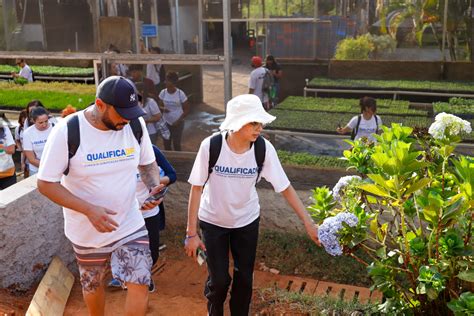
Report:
133,0,140,53
442,0,448,61
313,0,318,59
2,0,11,51
151,0,159,47
38,0,48,50
198,0,204,54
175,0,181,53
75,32,79,51
223,0,232,107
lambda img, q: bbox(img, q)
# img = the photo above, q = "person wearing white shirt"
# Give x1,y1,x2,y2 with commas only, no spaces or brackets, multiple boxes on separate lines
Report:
184,94,321,316
22,107,54,176
0,124,17,189
336,96,383,142
11,58,33,82
138,86,162,145
36,76,164,316
158,71,190,151
248,56,269,110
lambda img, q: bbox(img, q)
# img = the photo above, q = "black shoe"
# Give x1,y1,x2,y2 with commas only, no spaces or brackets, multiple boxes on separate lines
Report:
149,278,155,293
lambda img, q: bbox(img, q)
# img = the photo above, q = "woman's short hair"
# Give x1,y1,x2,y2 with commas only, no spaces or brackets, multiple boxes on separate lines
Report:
31,107,49,122
359,96,377,113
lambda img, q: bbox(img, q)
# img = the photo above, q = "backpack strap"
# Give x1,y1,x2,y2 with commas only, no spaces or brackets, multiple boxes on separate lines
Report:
64,115,80,176
203,133,223,188
130,118,143,144
253,135,266,185
351,115,362,140
375,115,379,132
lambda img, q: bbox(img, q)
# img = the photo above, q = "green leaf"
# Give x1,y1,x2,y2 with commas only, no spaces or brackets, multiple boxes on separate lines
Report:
359,184,392,198
404,178,431,196
457,270,474,282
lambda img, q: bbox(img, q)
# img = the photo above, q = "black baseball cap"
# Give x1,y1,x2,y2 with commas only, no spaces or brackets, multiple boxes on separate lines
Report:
96,76,145,120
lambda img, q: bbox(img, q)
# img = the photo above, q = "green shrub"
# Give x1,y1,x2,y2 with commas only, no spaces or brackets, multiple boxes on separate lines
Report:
335,35,372,60
309,120,473,314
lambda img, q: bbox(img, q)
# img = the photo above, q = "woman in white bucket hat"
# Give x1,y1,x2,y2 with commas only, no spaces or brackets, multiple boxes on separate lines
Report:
185,94,320,316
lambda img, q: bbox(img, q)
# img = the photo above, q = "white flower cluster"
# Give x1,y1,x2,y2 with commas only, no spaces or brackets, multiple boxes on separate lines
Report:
428,112,472,140
332,175,362,200
318,212,359,256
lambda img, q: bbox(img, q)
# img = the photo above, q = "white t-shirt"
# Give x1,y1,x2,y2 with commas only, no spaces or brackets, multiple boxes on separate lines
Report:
0,125,15,154
249,67,268,103
347,115,382,142
188,134,290,228
14,126,23,151
22,124,53,173
20,64,33,82
37,111,155,248
142,98,161,135
146,64,162,85
159,88,188,125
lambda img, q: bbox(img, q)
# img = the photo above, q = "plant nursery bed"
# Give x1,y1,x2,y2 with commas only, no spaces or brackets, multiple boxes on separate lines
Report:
278,96,429,117
0,65,94,77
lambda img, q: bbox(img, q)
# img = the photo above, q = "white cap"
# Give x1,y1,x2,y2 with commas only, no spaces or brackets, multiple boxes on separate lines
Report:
219,94,276,132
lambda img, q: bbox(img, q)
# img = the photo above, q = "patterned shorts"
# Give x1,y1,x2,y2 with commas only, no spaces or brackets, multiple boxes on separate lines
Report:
72,226,152,293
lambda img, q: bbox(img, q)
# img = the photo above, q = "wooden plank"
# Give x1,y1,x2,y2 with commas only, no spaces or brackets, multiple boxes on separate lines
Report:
26,256,74,316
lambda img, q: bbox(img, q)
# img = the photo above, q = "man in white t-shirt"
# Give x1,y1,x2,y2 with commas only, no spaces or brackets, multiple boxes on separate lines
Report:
248,56,269,109
37,76,164,316
11,58,33,82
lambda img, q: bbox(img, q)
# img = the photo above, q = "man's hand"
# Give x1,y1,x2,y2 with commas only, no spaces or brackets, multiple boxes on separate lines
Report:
184,235,206,260
86,206,119,233
141,183,166,210
304,221,321,247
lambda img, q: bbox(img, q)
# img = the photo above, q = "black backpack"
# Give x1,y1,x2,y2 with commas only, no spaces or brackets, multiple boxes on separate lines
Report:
204,133,266,186
64,114,143,175
351,114,379,140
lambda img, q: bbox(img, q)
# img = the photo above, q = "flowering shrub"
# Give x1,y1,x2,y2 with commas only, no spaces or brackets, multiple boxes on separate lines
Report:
309,115,473,315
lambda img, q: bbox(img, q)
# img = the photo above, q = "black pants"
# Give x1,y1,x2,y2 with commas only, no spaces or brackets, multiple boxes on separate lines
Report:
144,204,165,265
200,217,260,316
164,120,184,151
0,174,16,190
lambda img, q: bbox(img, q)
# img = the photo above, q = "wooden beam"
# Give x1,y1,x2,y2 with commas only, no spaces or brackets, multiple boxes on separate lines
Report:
26,257,74,316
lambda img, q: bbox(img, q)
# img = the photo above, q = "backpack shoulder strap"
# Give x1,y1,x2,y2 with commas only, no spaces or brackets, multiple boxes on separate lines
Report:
202,133,223,188
351,114,362,140
64,115,80,176
253,135,266,185
375,115,379,131
130,118,143,144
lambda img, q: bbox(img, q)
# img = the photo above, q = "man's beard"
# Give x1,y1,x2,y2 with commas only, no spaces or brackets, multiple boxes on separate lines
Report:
102,111,127,131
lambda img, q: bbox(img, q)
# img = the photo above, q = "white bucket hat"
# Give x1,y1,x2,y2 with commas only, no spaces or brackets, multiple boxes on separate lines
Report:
219,94,276,131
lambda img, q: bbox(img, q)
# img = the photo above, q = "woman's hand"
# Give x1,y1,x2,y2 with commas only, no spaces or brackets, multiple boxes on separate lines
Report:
184,235,206,260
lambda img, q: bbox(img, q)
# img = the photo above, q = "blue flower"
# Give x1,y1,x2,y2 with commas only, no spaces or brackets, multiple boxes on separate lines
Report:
318,212,358,256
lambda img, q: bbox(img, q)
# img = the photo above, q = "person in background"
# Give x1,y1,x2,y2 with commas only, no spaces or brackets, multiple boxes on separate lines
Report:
138,85,162,145
11,58,33,83
185,94,320,316
22,107,54,176
105,44,128,77
24,100,57,130
14,110,28,177
265,55,283,107
146,47,166,95
336,96,382,142
129,64,158,101
110,145,177,292
0,122,17,189
61,105,77,118
248,56,269,110
158,71,190,151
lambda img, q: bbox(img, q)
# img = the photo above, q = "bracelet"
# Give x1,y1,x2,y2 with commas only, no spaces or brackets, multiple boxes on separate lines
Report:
185,234,197,239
